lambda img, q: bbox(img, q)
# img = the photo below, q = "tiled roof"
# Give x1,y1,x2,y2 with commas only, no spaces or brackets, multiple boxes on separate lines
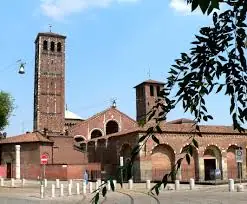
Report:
0,132,53,144
134,79,165,88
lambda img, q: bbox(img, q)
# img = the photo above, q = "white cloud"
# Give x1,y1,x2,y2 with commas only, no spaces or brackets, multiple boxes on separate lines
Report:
169,0,191,14
40,0,139,20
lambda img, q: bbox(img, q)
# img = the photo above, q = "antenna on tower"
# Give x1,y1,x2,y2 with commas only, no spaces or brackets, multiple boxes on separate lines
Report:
49,24,52,32
147,66,151,79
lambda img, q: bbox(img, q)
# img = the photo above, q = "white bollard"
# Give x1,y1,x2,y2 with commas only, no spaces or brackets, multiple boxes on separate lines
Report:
237,184,244,192
128,179,133,190
146,180,151,190
68,183,72,196
113,180,117,190
56,179,60,189
44,179,47,188
107,180,111,191
95,181,99,190
175,180,180,191
189,178,195,190
60,184,64,197
40,184,44,199
82,181,86,194
11,178,15,187
0,178,4,187
89,182,93,193
97,179,101,186
76,183,80,195
69,179,73,187
51,184,55,198
22,178,25,187
229,179,234,192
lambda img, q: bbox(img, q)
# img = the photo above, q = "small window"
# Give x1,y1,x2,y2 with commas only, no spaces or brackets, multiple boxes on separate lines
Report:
157,86,160,96
57,42,62,52
43,41,48,50
150,85,154,96
50,41,55,52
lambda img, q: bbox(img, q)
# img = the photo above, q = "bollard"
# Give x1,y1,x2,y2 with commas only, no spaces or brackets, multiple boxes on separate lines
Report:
82,181,86,194
68,183,72,196
97,179,101,186
44,179,47,188
107,180,111,191
128,179,133,190
89,182,93,193
146,180,151,190
96,181,99,191
69,179,73,187
229,179,234,192
40,184,44,199
0,178,4,187
51,184,55,198
56,179,60,189
113,180,117,190
22,178,25,187
189,178,195,190
76,183,80,195
11,178,15,187
60,184,64,197
175,180,180,191
237,184,244,192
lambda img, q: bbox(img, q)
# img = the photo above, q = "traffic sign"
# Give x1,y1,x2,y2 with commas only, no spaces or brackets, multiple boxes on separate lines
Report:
41,154,48,165
236,149,243,163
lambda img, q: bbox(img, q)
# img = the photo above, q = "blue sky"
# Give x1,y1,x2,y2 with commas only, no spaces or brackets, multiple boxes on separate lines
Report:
0,0,231,136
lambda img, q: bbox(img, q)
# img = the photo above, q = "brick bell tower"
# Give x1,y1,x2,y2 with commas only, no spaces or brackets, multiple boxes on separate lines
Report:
33,32,66,135
134,79,165,123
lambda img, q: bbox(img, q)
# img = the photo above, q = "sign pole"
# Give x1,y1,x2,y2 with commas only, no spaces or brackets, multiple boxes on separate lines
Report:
120,156,123,189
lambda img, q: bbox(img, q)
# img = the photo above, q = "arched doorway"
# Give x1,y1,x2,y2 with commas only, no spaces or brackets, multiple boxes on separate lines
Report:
151,144,175,181
120,144,132,181
227,145,242,179
203,145,222,180
91,129,103,139
106,120,119,135
180,146,199,181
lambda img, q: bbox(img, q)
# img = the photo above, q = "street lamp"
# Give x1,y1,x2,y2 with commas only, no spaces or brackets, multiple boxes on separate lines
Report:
18,63,25,75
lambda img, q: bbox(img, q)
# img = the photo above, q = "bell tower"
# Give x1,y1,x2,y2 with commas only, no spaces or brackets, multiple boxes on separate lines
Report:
134,79,165,123
33,32,66,135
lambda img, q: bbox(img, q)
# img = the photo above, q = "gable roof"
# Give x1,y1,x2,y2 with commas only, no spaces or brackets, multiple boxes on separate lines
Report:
134,79,165,88
69,106,137,132
0,132,53,144
65,110,83,120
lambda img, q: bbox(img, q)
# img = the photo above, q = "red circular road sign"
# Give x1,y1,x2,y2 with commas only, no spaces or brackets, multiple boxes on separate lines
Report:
41,154,48,165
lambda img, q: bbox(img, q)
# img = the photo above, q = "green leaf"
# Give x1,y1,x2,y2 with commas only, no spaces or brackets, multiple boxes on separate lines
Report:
192,138,199,148
139,135,147,143
207,115,213,120
156,125,162,134
216,84,223,93
94,192,99,204
191,0,199,12
199,0,210,14
110,179,115,192
155,186,159,195
152,135,160,145
102,186,107,197
186,154,190,165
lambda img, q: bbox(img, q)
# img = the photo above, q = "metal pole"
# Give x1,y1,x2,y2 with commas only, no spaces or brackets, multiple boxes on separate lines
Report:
240,162,242,184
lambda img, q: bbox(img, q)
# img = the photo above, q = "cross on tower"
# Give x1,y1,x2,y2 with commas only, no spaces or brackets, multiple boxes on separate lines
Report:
49,24,52,32
147,67,151,79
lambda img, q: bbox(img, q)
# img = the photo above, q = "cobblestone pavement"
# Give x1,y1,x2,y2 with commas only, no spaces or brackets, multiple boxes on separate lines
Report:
0,180,247,203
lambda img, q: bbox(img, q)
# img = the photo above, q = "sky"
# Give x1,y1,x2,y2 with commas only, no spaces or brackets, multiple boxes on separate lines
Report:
0,0,232,136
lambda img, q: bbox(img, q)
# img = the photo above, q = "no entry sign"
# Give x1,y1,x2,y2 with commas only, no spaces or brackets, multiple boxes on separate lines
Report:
41,154,48,165
236,149,243,163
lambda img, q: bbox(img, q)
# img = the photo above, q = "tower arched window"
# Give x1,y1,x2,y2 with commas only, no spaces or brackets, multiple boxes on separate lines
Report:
106,120,119,135
50,41,55,52
57,42,62,52
43,40,48,50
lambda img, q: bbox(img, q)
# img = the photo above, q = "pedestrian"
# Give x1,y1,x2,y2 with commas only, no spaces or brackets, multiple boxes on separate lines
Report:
84,170,88,185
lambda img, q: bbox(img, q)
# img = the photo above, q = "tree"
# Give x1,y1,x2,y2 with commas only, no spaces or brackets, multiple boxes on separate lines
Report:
91,0,247,202
0,91,14,131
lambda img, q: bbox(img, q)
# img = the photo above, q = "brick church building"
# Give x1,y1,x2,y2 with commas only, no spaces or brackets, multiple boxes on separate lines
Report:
0,32,246,182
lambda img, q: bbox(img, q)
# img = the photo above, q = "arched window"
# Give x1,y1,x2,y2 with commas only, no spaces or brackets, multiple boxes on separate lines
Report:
57,42,62,52
91,129,103,139
106,120,119,135
50,41,55,51
43,40,48,50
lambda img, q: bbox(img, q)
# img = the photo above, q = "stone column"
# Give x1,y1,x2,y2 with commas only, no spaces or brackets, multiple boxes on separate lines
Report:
15,145,21,179
221,150,228,180
198,157,204,181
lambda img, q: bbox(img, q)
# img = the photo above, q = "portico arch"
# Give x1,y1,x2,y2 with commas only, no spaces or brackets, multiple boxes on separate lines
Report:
203,145,222,180
151,144,175,181
227,145,242,179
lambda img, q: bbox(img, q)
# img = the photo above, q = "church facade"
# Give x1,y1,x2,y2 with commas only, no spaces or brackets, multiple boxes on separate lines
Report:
0,32,246,182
